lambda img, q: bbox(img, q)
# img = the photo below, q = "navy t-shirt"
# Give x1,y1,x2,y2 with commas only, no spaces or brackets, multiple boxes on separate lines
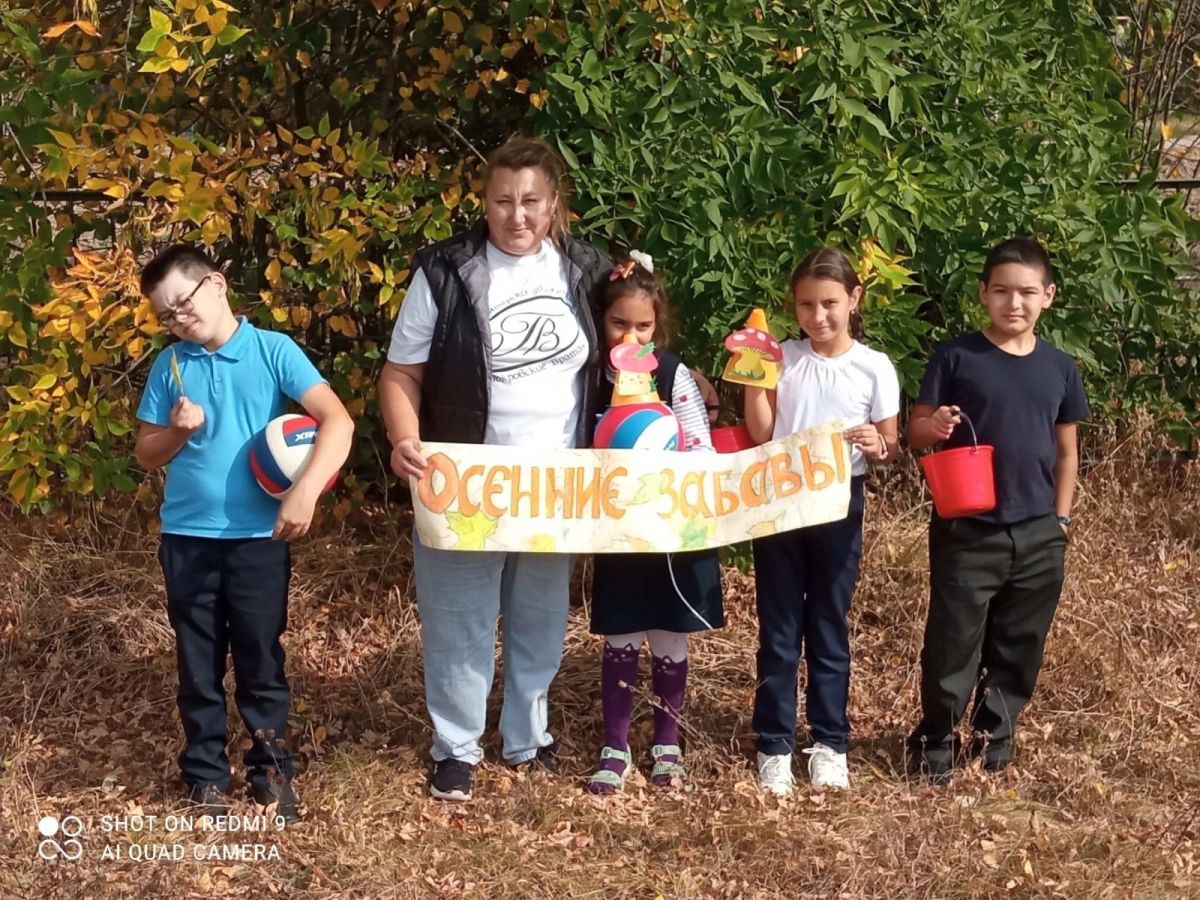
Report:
918,332,1089,524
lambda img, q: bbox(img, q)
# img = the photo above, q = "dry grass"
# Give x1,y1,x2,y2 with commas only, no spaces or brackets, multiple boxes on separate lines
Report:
1,427,1198,899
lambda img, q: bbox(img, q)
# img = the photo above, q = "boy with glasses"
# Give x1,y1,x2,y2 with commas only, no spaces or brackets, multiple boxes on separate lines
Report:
134,245,353,821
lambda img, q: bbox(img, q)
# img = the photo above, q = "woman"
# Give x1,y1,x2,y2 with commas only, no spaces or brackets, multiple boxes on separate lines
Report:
379,135,611,802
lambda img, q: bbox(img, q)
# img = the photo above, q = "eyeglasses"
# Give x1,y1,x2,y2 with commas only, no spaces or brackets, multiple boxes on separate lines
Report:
156,274,210,329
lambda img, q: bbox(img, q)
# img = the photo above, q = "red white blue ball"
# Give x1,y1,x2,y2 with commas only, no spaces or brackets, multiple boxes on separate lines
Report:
250,414,331,498
594,402,682,451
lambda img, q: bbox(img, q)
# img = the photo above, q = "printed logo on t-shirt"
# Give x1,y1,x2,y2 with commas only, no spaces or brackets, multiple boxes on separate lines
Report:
489,290,585,385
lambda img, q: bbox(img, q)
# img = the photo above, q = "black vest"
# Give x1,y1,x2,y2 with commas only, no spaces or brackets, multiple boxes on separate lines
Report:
412,221,611,445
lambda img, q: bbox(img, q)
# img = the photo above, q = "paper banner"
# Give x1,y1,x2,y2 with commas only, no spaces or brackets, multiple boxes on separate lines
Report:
410,421,851,553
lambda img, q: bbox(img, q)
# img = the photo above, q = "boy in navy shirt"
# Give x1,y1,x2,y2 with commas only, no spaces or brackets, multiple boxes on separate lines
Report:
134,245,353,819
906,237,1089,780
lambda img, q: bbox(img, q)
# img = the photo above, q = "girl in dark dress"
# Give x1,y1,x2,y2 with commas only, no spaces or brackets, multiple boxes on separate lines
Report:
586,254,724,794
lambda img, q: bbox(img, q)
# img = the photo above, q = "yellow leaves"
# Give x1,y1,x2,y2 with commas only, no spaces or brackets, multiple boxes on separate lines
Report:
529,90,550,110
43,19,100,39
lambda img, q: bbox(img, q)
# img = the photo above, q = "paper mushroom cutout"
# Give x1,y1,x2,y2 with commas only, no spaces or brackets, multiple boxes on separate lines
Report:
722,308,783,388
594,335,683,450
609,334,659,400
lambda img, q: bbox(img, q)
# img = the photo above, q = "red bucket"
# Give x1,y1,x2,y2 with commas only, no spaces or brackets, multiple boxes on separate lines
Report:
919,413,996,518
711,425,755,453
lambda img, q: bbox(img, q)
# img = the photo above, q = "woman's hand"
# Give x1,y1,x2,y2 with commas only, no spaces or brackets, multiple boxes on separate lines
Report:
390,435,429,480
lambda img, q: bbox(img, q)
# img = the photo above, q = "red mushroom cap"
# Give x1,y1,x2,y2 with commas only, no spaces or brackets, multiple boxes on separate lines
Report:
610,335,659,372
725,327,783,362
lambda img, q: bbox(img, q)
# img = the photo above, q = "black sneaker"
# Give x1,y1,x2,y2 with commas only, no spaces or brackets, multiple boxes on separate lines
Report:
968,736,1010,773
509,741,560,775
251,778,301,824
429,759,474,801
907,752,954,786
186,783,230,819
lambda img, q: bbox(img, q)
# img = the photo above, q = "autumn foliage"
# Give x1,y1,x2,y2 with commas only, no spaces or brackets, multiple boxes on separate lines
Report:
1,1,1197,513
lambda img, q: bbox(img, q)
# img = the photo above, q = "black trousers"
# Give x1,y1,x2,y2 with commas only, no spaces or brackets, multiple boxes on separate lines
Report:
908,513,1067,766
752,476,865,755
158,534,293,791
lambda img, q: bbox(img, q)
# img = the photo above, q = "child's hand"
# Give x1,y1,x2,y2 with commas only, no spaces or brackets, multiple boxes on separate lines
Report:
169,396,205,435
844,424,887,461
930,405,961,440
274,483,319,541
390,436,429,480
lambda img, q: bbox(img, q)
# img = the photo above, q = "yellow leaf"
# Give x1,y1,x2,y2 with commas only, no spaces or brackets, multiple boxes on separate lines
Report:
314,724,327,745
266,258,282,286
9,326,29,347
271,307,289,323
170,348,184,390
169,57,189,73
528,534,557,552
446,509,498,551
443,10,463,33
47,129,77,148
296,49,311,67
1161,122,1175,141
43,20,84,39
33,373,58,391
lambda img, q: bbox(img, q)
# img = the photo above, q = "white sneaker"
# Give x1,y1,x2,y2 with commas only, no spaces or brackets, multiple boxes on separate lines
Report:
756,751,795,796
804,742,849,789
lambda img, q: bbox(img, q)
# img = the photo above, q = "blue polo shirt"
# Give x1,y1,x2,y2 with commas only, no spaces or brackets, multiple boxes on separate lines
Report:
136,318,325,538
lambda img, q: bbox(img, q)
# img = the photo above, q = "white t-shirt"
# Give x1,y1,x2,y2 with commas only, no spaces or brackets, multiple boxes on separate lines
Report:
772,338,900,476
387,240,587,447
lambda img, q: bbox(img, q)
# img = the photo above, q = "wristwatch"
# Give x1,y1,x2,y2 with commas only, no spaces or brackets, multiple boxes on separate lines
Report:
1057,515,1072,527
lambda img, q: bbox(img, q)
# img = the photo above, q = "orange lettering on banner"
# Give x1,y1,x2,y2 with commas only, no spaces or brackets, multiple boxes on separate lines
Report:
713,470,739,516
831,432,847,484
770,453,804,498
509,466,540,517
799,446,834,490
459,464,485,516
574,467,605,519
482,466,509,517
602,467,626,519
679,470,714,518
545,467,574,518
418,453,459,514
659,469,679,518
740,460,767,508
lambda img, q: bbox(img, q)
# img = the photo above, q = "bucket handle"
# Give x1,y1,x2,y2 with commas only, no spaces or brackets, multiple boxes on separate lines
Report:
950,409,979,450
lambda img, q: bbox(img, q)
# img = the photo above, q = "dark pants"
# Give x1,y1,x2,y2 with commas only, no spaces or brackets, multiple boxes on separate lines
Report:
907,513,1067,767
752,476,865,755
158,534,293,791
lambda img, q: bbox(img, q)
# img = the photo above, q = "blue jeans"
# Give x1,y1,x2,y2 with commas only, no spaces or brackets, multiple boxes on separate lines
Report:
412,533,573,765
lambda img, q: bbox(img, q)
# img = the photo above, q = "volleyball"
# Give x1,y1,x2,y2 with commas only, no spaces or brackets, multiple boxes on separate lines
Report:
249,414,334,499
594,401,682,451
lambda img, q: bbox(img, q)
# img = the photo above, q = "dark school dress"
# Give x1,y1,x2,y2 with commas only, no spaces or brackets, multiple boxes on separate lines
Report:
589,349,725,635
